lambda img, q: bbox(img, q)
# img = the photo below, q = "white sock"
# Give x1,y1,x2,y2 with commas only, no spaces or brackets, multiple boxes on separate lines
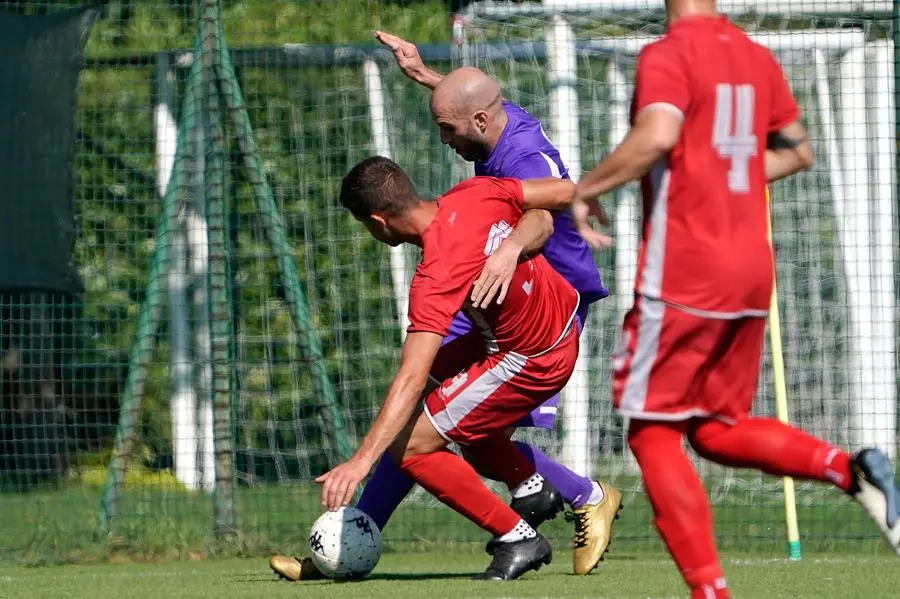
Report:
585,481,605,506
497,518,537,543
511,473,544,499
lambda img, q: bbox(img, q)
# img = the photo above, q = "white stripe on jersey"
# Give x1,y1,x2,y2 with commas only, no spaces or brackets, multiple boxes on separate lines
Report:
538,151,562,178
638,161,671,299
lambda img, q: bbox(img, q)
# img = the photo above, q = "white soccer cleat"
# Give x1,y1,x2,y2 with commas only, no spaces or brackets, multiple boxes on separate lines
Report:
850,448,900,555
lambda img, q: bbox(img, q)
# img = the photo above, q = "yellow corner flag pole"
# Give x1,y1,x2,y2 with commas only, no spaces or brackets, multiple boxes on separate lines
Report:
766,188,802,561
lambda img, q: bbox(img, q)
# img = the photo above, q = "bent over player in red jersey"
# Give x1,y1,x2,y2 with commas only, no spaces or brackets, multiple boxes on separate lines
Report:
317,156,583,580
570,1,900,597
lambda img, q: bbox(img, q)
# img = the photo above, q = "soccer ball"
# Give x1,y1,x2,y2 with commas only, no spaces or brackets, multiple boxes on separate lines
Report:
308,506,382,580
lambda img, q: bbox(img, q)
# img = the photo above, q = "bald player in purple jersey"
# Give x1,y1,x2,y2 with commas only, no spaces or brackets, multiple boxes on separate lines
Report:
268,33,621,582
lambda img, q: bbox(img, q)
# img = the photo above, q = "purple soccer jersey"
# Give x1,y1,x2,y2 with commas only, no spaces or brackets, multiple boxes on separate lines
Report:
475,101,608,304
445,100,608,429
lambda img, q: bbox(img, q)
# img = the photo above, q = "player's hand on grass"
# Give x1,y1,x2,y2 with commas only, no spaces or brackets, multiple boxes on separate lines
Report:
375,31,429,83
571,196,614,250
315,456,372,511
471,239,521,308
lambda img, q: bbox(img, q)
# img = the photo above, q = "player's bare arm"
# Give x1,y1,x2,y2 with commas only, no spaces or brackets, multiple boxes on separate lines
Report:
472,177,601,307
375,31,444,89
572,108,682,247
316,331,443,510
765,120,814,182
471,208,553,308
519,177,579,212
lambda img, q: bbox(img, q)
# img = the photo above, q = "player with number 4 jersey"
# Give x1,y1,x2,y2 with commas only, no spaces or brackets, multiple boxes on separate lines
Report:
628,17,797,319
571,2,900,598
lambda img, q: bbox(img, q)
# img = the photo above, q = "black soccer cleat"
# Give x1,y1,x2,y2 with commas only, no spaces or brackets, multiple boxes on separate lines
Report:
472,533,553,581
509,479,564,528
849,448,900,555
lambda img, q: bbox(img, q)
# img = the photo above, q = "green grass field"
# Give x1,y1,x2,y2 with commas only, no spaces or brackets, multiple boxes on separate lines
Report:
2,473,898,597
2,552,899,599
0,477,894,564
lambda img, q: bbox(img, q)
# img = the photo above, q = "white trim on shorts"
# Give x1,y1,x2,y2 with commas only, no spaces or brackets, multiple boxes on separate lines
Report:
425,351,529,443
621,409,738,428
656,298,769,320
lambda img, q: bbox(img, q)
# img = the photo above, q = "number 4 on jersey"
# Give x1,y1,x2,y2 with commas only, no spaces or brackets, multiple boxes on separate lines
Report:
713,83,757,194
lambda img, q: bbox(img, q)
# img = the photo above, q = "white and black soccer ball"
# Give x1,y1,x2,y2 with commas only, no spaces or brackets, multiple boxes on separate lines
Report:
308,506,382,580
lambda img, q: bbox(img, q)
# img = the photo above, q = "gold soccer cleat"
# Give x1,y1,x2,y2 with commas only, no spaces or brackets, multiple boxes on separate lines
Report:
269,555,327,581
568,481,623,575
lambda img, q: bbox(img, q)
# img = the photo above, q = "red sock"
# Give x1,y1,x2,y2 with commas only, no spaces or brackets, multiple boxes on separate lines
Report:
628,420,729,598
400,450,521,536
688,418,853,492
463,434,535,490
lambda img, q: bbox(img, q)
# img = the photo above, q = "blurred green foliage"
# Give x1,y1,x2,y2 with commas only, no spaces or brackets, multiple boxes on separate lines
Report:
0,0,454,483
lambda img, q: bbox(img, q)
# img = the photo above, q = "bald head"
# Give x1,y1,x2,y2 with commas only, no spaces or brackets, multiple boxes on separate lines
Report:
431,67,503,116
430,67,508,162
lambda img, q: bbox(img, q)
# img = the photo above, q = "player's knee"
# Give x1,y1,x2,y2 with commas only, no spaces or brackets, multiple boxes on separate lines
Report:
401,416,448,458
686,418,730,457
401,435,443,458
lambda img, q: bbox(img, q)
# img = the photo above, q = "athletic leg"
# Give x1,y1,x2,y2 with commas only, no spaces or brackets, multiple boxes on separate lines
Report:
628,419,730,599
683,316,854,489
355,455,416,531
688,418,852,490
511,309,598,508
512,440,595,506
611,300,737,596
421,332,582,578
502,307,622,575
399,409,552,580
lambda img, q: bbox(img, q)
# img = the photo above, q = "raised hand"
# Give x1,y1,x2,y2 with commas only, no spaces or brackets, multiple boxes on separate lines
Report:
374,30,443,89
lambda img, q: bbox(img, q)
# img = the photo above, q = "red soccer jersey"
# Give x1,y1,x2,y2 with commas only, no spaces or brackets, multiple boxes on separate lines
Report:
407,177,579,356
631,15,801,316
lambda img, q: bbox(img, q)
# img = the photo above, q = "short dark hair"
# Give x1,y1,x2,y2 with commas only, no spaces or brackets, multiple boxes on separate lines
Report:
339,156,417,218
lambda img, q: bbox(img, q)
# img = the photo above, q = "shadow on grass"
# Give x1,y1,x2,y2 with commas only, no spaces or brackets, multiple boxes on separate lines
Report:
366,572,474,581
234,572,474,583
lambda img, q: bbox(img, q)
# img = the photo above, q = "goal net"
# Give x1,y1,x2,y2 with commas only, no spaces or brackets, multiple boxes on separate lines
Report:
447,0,897,544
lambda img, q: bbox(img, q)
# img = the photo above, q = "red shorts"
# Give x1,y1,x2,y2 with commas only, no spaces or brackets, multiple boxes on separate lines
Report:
424,327,578,444
612,297,765,423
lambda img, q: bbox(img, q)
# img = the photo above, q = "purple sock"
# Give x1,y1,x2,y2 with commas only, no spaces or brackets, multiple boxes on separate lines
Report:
355,454,416,531
514,441,593,508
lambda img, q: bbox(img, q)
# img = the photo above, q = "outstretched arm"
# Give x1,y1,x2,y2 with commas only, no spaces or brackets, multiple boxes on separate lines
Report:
575,107,681,202
517,178,578,211
375,31,444,90
317,331,443,509
572,107,681,247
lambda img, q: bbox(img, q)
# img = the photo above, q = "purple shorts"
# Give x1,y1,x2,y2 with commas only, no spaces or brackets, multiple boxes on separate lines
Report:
443,303,589,430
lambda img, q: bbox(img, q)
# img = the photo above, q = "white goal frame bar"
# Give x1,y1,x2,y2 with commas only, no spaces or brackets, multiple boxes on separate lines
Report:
459,0,893,19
